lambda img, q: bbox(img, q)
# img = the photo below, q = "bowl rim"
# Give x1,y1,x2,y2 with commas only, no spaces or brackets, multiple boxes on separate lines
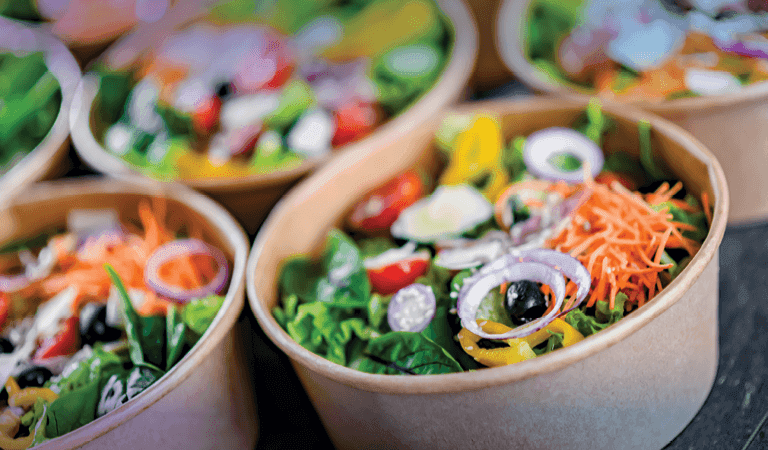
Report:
69,0,479,193
494,0,768,114
4,175,250,449
0,17,81,209
246,96,729,395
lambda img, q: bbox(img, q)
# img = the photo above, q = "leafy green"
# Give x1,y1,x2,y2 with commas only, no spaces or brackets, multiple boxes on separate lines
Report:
651,196,708,243
284,301,379,366
279,229,371,308
358,331,462,375
367,293,392,333
565,293,627,337
96,70,135,125
182,295,225,336
166,306,187,370
502,136,528,181
357,237,398,260
422,305,478,371
475,288,514,328
105,265,147,367
414,263,452,307
45,379,101,438
138,315,166,369
638,119,667,181
603,151,644,182
533,330,565,356
48,346,126,395
273,293,300,329
547,151,583,172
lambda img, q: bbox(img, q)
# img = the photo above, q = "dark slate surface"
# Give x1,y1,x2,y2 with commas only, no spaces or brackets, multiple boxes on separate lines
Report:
61,83,768,450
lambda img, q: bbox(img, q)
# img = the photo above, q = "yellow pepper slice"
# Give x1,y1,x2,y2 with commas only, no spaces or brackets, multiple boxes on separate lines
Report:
439,115,509,202
9,388,58,409
458,318,585,368
0,433,34,450
0,409,21,440
4,377,20,397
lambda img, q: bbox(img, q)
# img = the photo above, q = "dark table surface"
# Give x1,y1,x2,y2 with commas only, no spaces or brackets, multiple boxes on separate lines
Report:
59,81,768,450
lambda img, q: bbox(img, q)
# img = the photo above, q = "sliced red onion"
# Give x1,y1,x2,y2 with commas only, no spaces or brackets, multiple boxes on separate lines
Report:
0,273,30,292
514,249,591,307
144,238,229,303
387,283,436,333
434,231,512,270
505,188,591,248
523,128,603,183
457,261,565,340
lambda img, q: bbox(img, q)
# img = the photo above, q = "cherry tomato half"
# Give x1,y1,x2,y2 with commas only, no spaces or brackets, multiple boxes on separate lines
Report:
192,96,222,135
595,171,637,191
348,170,425,234
366,252,430,295
0,292,9,332
34,316,80,361
331,101,378,147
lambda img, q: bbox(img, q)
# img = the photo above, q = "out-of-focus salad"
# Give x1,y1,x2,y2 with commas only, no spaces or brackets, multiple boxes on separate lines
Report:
0,50,61,173
526,0,768,100
94,0,453,180
0,201,230,447
273,101,713,375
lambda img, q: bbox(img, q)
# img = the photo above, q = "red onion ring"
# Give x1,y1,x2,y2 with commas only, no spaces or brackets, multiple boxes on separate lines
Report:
387,283,436,333
457,261,565,340
144,238,229,303
716,34,768,60
523,128,604,183
515,249,591,306
0,273,31,293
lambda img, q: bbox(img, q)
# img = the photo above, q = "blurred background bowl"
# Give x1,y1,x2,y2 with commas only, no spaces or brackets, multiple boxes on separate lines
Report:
246,97,728,450
69,0,478,234
496,0,768,225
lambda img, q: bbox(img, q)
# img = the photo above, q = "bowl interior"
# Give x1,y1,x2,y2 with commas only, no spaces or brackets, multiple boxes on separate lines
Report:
248,96,727,393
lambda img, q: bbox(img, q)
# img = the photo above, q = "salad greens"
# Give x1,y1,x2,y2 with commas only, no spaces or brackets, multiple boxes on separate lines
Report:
274,102,713,375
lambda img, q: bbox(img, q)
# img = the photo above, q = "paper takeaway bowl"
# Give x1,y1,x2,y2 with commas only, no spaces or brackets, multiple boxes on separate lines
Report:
0,176,255,450
464,0,515,91
496,0,767,225
246,97,728,450
0,17,80,209
69,0,478,234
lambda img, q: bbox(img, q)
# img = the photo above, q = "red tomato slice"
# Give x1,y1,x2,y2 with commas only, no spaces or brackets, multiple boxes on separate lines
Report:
331,101,378,147
595,171,637,191
366,253,430,295
192,96,222,135
0,293,9,332
34,316,80,360
348,170,425,234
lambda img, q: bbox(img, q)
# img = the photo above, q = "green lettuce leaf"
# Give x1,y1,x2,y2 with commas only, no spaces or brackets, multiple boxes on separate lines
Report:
358,331,462,375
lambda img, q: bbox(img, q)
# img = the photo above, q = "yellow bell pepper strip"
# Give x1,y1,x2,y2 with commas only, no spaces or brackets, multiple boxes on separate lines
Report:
4,377,21,397
0,433,34,450
321,0,439,61
458,318,585,367
439,115,509,202
8,388,58,409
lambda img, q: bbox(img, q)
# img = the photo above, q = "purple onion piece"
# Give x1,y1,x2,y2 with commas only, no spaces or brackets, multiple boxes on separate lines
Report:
144,238,229,303
515,248,591,307
716,34,768,60
387,283,436,333
508,188,592,246
0,273,31,293
523,127,604,183
457,260,565,340
434,232,512,270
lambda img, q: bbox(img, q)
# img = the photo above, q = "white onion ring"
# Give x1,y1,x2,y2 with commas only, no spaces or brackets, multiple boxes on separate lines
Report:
0,273,31,292
523,127,604,183
144,238,229,303
457,261,565,340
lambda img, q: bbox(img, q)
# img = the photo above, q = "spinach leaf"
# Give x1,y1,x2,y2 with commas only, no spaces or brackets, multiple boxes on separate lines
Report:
273,293,300,329
105,265,146,367
138,315,166,369
166,306,186,370
280,229,370,308
421,305,478,371
638,119,667,181
502,136,528,181
358,332,462,375
48,346,125,395
45,378,100,438
285,301,378,366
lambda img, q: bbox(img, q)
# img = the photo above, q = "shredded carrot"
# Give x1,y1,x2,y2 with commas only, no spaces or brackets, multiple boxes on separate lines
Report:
548,180,704,309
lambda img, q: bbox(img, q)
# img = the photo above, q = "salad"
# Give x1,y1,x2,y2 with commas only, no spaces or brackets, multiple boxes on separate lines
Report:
273,101,713,375
94,0,453,180
0,201,230,447
0,50,61,174
526,0,768,100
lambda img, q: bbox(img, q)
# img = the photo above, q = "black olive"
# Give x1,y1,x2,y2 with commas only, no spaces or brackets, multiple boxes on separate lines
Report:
215,81,233,100
476,338,510,350
505,280,548,326
80,304,123,346
638,179,687,200
16,366,53,389
0,337,13,353
14,424,30,438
